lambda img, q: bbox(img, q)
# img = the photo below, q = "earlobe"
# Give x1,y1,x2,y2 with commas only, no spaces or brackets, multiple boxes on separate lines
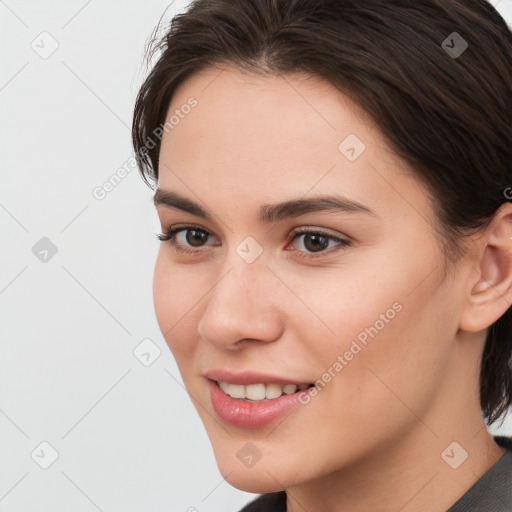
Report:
459,203,512,333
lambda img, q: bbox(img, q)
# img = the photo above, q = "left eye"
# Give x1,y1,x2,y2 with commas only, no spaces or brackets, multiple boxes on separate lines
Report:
156,225,351,258
291,229,350,256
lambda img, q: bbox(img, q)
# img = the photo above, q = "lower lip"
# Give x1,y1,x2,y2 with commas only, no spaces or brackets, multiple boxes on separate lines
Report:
208,379,307,429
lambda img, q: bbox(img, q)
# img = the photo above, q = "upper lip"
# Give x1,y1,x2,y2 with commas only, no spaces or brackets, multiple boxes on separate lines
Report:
205,369,313,386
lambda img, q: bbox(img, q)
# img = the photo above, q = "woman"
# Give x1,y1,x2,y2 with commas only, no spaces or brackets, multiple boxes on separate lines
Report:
132,0,512,510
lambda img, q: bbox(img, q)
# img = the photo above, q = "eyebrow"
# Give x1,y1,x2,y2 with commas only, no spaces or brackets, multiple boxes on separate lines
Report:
153,189,378,223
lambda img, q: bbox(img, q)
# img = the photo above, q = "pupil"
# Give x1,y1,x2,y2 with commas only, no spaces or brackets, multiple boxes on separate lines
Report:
305,233,328,252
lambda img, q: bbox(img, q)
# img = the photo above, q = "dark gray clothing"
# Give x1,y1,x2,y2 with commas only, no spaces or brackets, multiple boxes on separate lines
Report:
239,436,512,511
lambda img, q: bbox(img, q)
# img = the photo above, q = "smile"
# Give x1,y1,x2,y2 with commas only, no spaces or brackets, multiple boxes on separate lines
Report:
217,380,314,401
208,379,316,428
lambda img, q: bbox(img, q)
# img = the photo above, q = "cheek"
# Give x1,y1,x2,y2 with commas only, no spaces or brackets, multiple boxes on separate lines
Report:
299,258,451,395
319,278,453,429
152,253,200,358
283,265,403,352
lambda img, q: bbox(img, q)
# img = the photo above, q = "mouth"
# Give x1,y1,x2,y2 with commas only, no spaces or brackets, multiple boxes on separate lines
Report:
207,378,316,428
211,379,316,401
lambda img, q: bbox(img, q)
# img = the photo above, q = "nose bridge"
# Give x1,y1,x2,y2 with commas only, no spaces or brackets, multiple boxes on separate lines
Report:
217,233,274,296
197,241,283,346
211,242,273,314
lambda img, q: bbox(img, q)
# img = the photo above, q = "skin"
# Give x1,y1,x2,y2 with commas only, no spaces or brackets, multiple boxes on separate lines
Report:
152,64,512,512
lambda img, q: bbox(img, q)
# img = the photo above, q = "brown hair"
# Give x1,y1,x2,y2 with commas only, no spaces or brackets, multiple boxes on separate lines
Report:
132,0,512,426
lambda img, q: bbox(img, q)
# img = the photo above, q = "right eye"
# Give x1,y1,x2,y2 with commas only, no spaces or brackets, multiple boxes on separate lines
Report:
157,225,218,254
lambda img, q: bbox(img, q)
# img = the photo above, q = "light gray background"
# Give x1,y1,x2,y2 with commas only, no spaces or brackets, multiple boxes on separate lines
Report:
1,1,511,511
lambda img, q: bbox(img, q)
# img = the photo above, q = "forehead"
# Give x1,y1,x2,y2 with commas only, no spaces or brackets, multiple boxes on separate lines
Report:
157,65,433,227
164,65,381,159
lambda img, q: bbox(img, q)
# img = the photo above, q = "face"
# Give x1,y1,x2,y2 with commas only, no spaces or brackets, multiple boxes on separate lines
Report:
153,65,467,492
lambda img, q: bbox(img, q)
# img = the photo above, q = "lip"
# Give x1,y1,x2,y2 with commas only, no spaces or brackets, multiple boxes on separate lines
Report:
204,369,313,386
207,379,308,428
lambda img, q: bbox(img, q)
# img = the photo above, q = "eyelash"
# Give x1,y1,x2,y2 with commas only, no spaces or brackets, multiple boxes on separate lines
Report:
156,224,351,260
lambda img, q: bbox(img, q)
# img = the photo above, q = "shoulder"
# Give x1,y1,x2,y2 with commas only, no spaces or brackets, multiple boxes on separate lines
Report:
447,435,512,512
237,491,287,512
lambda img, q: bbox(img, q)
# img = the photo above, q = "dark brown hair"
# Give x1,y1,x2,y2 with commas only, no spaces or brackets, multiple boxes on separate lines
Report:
132,0,512,426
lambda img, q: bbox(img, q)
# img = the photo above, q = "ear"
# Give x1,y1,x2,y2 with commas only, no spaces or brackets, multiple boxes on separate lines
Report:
459,202,512,333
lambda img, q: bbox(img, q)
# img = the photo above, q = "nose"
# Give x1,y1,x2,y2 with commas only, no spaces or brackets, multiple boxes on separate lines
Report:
196,255,284,351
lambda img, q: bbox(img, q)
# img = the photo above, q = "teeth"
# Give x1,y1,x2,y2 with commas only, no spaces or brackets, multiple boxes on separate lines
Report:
229,384,246,399
218,381,230,394
265,383,283,399
217,381,309,401
283,384,297,395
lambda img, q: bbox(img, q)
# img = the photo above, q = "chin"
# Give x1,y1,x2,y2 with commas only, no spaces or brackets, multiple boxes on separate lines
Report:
215,453,304,494
223,470,288,494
